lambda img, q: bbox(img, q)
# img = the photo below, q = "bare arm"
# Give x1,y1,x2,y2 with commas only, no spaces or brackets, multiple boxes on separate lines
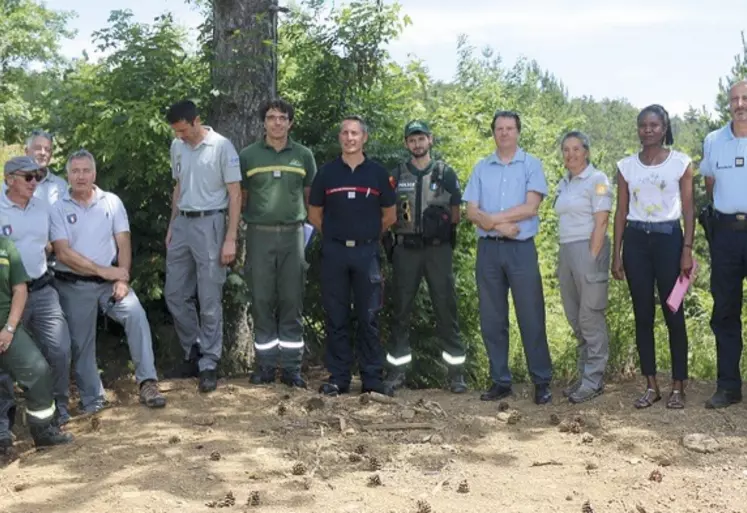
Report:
241,189,249,210
612,170,629,261
170,180,181,222
114,232,132,275
52,239,127,281
705,176,715,204
466,202,495,231
451,205,461,224
381,205,396,233
225,182,241,242
7,283,28,329
589,211,609,257
308,205,323,234
489,191,543,225
680,165,695,248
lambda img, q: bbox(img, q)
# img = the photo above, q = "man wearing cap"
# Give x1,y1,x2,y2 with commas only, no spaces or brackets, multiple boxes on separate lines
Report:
51,149,166,412
0,222,73,449
239,98,317,388
308,115,397,397
0,157,73,433
700,79,747,409
383,121,467,393
2,131,67,207
164,100,242,393
463,110,553,405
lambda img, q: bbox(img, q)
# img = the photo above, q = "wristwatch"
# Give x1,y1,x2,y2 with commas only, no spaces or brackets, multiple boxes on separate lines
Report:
4,324,15,334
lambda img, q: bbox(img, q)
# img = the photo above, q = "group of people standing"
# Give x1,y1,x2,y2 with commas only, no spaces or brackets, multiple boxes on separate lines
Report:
0,80,746,451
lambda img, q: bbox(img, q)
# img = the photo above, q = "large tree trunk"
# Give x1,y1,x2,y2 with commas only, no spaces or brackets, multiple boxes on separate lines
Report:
211,0,277,375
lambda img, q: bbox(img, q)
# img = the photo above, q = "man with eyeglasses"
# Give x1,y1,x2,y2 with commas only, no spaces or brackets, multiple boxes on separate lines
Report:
308,115,397,397
463,110,554,405
51,149,166,412
383,121,467,394
164,100,242,393
238,99,317,388
0,157,73,431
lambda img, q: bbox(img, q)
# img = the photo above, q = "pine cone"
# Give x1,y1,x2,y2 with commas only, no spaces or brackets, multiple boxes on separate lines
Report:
354,444,367,455
248,491,261,506
649,469,663,482
348,453,363,463
210,451,222,461
368,456,382,471
497,401,510,412
559,420,571,433
168,435,181,445
570,421,582,434
416,499,432,513
581,500,595,513
367,473,382,487
90,416,101,431
457,480,470,493
507,411,521,425
549,413,560,426
278,403,287,416
219,492,236,508
291,462,307,475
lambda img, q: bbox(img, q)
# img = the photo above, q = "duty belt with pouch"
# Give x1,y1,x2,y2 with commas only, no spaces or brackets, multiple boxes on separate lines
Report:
398,234,424,249
715,211,747,231
28,271,53,292
421,204,452,245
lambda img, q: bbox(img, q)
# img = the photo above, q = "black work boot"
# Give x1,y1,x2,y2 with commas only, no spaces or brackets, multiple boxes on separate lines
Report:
166,343,201,379
383,368,407,391
280,369,307,389
449,373,468,394
198,369,218,393
249,367,276,385
29,420,74,447
705,388,742,409
0,430,12,449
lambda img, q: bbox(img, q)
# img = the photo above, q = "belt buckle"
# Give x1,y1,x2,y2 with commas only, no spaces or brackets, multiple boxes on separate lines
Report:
737,214,746,221
345,240,355,247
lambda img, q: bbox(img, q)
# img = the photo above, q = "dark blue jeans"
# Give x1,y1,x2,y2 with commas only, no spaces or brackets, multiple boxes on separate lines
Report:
321,240,384,389
476,237,552,386
710,225,747,391
622,221,688,381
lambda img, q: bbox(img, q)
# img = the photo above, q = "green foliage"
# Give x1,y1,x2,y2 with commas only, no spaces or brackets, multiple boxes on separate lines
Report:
716,31,747,122
0,0,74,141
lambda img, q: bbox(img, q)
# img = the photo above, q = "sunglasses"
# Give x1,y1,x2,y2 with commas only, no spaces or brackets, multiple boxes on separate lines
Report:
400,200,412,222
12,172,43,182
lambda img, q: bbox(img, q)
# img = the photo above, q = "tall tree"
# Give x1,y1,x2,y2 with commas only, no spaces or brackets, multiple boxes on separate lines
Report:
716,31,747,123
210,0,278,374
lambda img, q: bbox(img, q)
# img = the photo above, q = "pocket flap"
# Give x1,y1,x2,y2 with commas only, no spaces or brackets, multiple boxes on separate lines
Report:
584,272,609,284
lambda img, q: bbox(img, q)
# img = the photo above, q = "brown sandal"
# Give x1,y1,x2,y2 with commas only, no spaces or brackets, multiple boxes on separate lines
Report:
666,390,685,409
634,388,661,409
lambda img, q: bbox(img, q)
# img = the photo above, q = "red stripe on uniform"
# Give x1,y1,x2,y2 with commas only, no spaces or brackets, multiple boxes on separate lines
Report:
325,186,381,196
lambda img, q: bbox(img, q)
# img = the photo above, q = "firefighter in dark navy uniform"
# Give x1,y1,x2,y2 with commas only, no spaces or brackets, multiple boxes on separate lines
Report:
383,121,467,393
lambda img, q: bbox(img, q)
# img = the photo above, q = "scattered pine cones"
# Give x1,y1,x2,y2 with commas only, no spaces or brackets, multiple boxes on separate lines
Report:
248,491,261,506
168,435,180,445
348,453,363,463
291,462,307,475
549,413,560,426
582,500,595,513
368,456,382,471
90,416,101,431
507,411,521,425
416,499,432,513
354,444,367,455
457,480,470,493
570,422,582,434
367,473,382,487
649,469,663,483
210,451,222,461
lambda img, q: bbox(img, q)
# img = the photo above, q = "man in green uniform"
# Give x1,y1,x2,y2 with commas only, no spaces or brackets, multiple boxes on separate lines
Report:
384,121,467,393
0,158,73,449
239,99,317,388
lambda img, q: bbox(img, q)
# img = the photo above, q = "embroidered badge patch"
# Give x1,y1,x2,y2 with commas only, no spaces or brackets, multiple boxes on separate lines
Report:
1,225,11,236
67,213,78,224
595,183,608,195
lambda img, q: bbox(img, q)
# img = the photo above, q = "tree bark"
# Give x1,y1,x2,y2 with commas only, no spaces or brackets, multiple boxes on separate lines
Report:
210,0,277,375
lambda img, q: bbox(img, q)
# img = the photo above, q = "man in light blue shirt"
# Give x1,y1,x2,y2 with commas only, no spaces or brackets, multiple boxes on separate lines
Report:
463,110,553,405
700,79,747,409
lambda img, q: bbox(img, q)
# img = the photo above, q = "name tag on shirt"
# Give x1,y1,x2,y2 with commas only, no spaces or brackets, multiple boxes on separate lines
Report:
348,191,356,199
273,170,282,178
737,157,745,168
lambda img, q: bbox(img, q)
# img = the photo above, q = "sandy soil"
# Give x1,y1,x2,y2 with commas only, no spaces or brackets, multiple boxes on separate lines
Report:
2,372,746,513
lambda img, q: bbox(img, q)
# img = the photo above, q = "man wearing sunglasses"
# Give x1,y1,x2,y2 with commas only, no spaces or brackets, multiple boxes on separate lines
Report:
2,131,67,208
463,110,554,405
0,156,74,434
383,121,467,394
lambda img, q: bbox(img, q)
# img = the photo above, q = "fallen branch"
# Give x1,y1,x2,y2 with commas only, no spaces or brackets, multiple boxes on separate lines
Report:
361,422,438,432
530,460,563,467
360,392,402,406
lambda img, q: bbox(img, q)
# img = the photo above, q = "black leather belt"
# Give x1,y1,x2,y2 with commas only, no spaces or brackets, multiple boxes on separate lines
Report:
54,271,108,284
251,222,302,232
481,235,522,242
715,212,747,231
331,238,376,247
28,272,53,292
179,209,226,218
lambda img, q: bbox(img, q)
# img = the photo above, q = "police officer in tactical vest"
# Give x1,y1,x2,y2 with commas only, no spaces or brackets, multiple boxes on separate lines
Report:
383,121,467,393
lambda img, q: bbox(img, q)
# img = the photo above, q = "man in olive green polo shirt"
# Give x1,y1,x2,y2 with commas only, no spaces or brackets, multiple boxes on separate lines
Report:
240,98,317,388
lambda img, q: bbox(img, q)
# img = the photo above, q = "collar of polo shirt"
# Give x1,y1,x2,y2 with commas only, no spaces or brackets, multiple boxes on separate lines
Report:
1,186,39,211
63,184,106,204
565,164,594,182
262,136,294,151
487,148,527,165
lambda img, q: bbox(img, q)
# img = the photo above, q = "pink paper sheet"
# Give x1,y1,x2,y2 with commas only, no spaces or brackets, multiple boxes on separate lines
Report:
666,259,698,313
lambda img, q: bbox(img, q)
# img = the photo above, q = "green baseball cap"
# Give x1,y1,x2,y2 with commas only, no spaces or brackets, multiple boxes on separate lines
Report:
404,120,431,137
4,156,40,174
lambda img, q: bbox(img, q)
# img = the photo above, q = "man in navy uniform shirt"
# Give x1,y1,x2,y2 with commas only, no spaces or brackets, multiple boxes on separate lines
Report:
308,115,397,397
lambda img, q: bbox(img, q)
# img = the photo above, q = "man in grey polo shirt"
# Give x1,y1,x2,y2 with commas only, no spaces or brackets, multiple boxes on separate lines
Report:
23,130,67,206
0,157,73,430
164,100,242,393
51,149,166,412
463,110,553,405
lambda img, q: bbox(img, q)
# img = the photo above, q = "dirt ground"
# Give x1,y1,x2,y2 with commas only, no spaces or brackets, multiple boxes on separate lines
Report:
2,372,747,513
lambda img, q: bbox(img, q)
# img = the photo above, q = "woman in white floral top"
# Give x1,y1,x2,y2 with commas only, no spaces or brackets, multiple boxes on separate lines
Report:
612,104,695,410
